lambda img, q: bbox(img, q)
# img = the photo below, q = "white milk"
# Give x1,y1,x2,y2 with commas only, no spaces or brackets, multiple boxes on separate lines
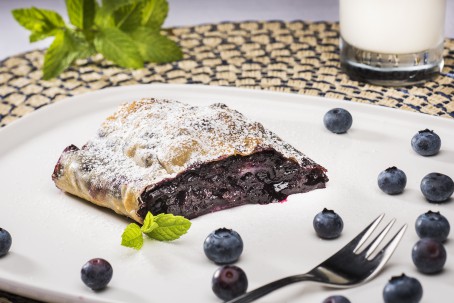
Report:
340,0,446,54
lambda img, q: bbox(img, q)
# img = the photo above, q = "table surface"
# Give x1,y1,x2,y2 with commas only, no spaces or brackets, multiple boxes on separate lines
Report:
1,0,454,60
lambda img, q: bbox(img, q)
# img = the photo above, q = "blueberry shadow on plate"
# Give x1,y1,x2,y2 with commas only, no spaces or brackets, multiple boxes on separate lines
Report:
0,251,41,275
431,149,454,164
80,285,148,302
346,128,389,142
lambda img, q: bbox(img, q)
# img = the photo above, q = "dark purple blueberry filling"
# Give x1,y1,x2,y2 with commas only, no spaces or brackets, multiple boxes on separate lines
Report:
52,144,79,180
138,151,328,219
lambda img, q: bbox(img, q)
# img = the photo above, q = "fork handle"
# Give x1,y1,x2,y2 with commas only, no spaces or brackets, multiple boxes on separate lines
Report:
226,273,316,303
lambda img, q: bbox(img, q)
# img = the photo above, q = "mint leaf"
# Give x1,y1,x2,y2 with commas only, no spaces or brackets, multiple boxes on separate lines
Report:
144,213,191,241
42,29,90,80
94,27,144,68
13,0,181,79
140,212,159,233
120,212,191,250
131,27,182,63
93,0,114,28
121,223,144,250
102,0,141,13
66,0,96,30
96,0,140,28
12,7,65,42
114,2,143,31
142,0,168,28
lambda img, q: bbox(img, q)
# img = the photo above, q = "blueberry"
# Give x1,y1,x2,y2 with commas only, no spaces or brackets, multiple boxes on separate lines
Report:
377,166,407,195
204,228,243,264
420,172,454,203
81,258,113,290
323,108,353,134
322,295,351,303
412,238,446,274
0,228,12,257
313,208,344,239
383,273,423,303
212,265,248,301
411,129,441,156
415,211,450,242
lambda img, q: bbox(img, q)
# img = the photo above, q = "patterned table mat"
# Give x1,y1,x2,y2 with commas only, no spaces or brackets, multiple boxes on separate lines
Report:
0,20,453,303
1,21,454,129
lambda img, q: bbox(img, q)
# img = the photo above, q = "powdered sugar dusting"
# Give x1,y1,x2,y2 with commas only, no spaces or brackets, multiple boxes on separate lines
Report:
54,98,320,222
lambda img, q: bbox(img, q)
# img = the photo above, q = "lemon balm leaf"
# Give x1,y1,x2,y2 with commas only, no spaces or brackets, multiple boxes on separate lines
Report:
121,223,144,250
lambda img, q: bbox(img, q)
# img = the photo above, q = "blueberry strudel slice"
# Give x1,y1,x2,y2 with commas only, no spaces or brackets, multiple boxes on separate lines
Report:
52,98,328,223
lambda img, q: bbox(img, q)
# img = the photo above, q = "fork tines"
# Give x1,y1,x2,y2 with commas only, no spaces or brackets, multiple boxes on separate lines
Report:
353,213,407,260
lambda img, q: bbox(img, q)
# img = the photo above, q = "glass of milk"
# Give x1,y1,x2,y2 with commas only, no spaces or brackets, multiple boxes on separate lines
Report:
339,0,446,86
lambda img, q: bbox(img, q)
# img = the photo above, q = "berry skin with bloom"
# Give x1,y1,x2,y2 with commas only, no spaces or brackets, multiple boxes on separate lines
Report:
81,258,113,290
377,166,407,195
322,295,351,303
323,108,353,134
204,228,244,264
420,173,454,203
411,129,441,156
212,265,248,301
415,211,450,242
313,208,344,239
383,274,423,303
411,238,447,274
0,228,12,257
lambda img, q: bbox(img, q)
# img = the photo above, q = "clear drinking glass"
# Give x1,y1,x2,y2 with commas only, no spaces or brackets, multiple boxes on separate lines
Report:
339,0,446,86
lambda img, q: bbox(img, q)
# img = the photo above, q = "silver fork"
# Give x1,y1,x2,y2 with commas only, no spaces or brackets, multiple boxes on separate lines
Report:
226,214,407,303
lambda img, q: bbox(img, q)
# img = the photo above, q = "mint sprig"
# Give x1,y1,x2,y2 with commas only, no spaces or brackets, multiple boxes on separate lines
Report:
121,223,144,250
12,0,182,80
144,213,192,241
121,212,191,250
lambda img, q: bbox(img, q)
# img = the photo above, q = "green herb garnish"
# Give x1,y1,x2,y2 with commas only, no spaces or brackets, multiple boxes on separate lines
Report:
121,212,191,250
121,222,144,250
12,0,182,80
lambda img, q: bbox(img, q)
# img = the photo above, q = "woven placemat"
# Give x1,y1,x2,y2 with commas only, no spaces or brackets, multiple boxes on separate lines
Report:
0,20,453,303
1,21,454,129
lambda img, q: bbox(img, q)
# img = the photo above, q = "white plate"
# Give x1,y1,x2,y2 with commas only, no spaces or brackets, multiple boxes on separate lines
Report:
0,84,453,303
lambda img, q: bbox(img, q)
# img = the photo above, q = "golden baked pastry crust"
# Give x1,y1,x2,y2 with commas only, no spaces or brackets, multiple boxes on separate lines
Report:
52,98,327,223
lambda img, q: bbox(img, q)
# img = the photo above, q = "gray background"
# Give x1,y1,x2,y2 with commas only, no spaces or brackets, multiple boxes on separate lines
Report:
1,0,453,60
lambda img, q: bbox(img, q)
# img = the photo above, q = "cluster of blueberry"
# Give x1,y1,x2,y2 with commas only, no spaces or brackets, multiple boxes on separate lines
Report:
376,128,453,201
323,108,452,303
378,167,453,202
203,223,353,303
375,126,451,286
381,207,450,303
310,208,450,303
203,228,247,301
